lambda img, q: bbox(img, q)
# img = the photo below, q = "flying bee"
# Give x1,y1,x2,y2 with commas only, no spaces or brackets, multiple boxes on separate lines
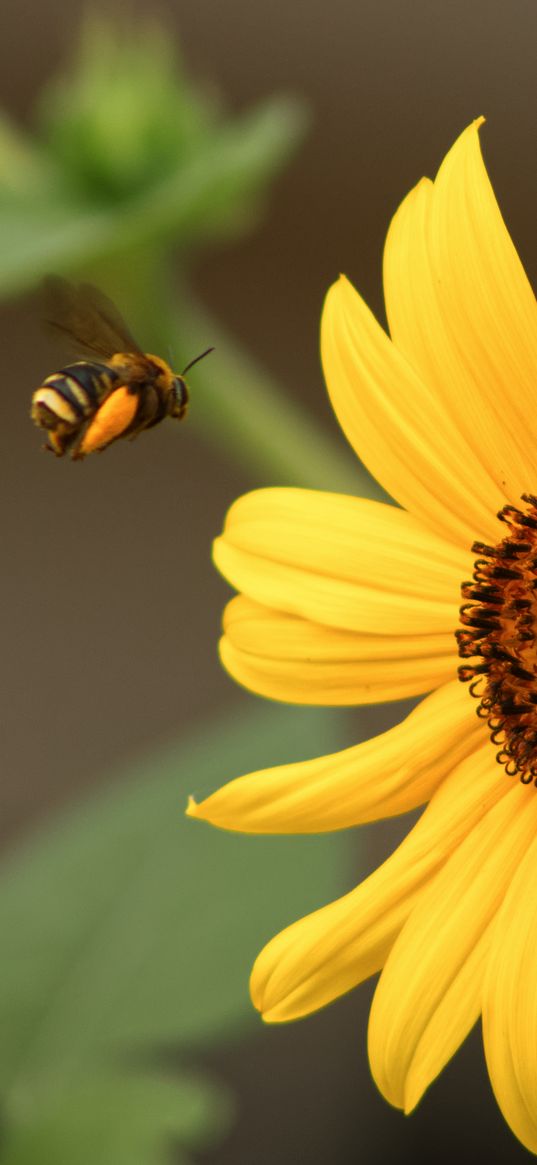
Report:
31,278,213,459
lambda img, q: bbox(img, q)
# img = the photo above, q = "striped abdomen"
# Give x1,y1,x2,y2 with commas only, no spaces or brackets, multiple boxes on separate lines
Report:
31,361,118,432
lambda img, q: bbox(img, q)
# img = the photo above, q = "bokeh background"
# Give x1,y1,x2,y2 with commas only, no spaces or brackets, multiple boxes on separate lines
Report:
1,1,537,1161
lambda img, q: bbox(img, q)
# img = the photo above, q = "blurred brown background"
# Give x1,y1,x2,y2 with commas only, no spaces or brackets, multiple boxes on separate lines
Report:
1,0,536,1160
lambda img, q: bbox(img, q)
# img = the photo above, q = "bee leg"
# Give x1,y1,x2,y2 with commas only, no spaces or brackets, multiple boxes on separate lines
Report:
127,385,165,435
44,430,70,457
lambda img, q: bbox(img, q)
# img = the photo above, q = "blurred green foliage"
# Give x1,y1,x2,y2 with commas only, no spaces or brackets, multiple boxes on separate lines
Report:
0,12,375,493
0,15,307,293
1,15,373,1162
2,1071,230,1165
0,704,349,1163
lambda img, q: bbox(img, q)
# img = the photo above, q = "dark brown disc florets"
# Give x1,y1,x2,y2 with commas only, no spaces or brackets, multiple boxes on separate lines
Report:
457,495,537,785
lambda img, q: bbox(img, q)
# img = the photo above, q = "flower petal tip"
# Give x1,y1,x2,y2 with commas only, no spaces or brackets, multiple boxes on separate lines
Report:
458,115,486,152
403,1082,423,1116
185,794,201,819
250,970,284,1022
257,1003,288,1025
322,274,348,307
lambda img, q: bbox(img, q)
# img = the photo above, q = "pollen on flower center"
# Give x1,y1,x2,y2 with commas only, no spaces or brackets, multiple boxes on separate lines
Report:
457,495,537,785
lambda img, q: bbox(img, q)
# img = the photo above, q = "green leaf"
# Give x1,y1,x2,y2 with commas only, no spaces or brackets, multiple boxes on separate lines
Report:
0,702,349,1159
0,99,306,298
0,17,308,302
2,1068,232,1165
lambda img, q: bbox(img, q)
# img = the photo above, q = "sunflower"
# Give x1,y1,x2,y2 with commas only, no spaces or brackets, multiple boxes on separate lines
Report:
187,119,537,1153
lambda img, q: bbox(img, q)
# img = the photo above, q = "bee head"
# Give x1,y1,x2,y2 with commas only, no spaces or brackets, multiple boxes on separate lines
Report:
168,348,214,418
168,376,189,419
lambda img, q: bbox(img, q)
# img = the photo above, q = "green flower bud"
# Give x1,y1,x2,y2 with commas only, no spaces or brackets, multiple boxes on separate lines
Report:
38,16,213,202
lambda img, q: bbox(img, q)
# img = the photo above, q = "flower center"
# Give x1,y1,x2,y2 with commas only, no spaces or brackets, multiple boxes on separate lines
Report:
457,495,537,785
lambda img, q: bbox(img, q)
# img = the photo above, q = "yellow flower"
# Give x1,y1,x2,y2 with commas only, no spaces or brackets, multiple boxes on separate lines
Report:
187,120,537,1152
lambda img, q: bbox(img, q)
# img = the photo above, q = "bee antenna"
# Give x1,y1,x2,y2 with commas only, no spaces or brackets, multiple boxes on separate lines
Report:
181,347,215,377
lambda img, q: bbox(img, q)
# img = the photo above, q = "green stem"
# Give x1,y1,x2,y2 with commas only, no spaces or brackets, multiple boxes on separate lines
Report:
100,256,384,496
164,287,378,493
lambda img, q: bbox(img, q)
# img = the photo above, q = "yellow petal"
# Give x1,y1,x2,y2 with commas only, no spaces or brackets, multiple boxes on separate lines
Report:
187,679,484,832
368,779,537,1112
220,597,456,705
384,120,537,504
321,276,504,550
483,832,537,1154
250,744,507,1022
403,924,492,1115
214,488,467,636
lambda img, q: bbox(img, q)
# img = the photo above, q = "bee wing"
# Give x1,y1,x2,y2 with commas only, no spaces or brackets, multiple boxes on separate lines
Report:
43,277,143,359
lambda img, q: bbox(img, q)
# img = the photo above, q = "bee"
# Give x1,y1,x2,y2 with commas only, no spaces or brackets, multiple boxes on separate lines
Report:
31,278,213,459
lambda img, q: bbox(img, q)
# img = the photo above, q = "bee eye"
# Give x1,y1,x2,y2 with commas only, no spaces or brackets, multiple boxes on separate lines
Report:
169,376,189,419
